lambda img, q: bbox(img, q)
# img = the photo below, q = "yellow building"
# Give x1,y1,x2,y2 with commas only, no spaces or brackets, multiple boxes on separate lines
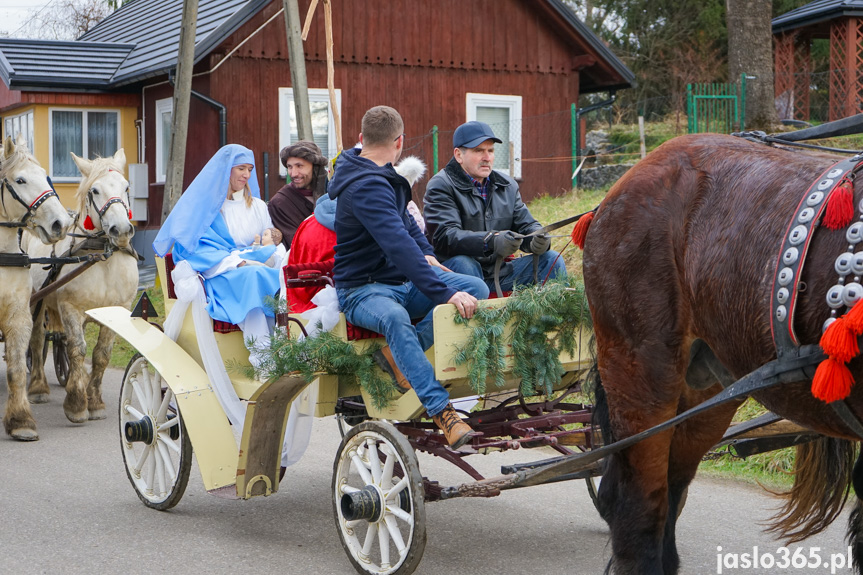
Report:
3,103,139,207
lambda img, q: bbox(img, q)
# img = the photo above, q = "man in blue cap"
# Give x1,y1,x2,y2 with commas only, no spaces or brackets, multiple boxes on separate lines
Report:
424,121,566,295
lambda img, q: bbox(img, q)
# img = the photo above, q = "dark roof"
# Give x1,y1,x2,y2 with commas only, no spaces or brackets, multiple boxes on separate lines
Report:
545,0,635,91
0,38,134,89
773,0,863,34
79,0,269,85
0,0,632,92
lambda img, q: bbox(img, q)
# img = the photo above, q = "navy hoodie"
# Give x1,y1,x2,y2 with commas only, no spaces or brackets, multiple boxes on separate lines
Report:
329,148,456,304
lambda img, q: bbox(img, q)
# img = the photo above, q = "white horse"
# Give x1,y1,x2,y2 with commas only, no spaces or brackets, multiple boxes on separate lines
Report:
0,134,73,441
25,149,137,424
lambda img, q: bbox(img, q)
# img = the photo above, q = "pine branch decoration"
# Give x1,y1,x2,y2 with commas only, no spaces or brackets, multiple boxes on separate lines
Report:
454,277,592,397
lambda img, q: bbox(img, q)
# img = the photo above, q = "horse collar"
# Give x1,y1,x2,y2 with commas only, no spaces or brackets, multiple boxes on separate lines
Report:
771,156,863,357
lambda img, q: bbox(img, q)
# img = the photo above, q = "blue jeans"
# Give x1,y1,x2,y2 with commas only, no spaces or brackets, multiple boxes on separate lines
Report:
443,251,567,293
337,268,489,417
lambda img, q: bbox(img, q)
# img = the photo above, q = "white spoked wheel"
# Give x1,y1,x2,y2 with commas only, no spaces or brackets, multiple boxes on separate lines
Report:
586,474,602,511
333,421,426,575
119,354,192,511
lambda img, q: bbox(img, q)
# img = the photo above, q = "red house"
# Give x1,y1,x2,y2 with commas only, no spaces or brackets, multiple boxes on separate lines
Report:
0,0,632,262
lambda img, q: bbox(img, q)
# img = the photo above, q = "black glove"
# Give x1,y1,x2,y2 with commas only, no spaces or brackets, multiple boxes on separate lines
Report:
493,231,521,259
530,233,551,255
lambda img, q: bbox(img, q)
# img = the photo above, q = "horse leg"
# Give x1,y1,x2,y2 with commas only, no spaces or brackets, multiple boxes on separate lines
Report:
3,307,38,440
662,388,742,573
594,340,686,575
58,302,88,423
27,306,50,404
86,322,113,420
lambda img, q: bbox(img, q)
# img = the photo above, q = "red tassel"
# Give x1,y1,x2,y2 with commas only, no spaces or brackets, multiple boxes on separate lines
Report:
128,209,133,221
823,180,854,230
845,299,863,335
820,317,859,363
83,215,95,230
811,358,855,403
571,210,595,250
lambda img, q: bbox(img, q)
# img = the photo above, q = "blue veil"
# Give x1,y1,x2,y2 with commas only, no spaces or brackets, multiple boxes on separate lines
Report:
153,144,260,257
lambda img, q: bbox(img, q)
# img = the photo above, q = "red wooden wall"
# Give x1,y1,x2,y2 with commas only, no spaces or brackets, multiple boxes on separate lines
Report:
139,0,615,227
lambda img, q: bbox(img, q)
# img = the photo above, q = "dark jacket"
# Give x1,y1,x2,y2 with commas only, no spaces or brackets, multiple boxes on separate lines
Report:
268,183,316,248
329,148,456,304
424,157,542,279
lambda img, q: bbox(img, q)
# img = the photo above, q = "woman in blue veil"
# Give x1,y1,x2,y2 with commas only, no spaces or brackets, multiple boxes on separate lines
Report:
153,144,283,355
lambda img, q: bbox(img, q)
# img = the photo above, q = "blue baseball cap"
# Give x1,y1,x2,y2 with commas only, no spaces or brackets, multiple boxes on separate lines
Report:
453,121,503,149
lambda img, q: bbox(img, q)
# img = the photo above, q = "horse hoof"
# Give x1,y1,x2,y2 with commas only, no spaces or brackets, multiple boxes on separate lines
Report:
28,393,49,404
11,428,39,441
64,409,89,424
88,409,106,421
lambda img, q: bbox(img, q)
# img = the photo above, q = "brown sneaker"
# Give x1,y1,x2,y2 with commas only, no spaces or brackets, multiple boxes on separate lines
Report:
373,346,412,393
432,404,477,449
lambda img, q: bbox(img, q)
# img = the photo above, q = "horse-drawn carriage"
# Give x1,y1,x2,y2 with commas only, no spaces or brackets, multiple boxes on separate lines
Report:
76,117,863,574
86,253,603,574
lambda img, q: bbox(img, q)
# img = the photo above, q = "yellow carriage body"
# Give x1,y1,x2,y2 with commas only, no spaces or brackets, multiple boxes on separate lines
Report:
87,257,593,500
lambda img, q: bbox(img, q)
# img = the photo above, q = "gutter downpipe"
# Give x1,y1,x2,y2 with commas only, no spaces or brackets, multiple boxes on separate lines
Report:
168,69,228,147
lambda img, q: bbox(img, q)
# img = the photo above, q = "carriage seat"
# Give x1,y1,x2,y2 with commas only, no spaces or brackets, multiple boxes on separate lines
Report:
283,259,381,341
164,253,242,334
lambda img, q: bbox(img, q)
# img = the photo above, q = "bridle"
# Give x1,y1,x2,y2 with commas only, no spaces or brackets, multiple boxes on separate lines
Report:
82,171,131,231
0,177,59,229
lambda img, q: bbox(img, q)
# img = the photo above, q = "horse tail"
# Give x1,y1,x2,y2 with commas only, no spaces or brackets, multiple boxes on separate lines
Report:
766,437,857,543
847,451,863,573
571,208,596,250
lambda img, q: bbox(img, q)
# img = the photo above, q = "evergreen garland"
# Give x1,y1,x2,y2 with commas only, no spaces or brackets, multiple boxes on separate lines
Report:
240,299,394,410
453,277,593,397
246,278,592,410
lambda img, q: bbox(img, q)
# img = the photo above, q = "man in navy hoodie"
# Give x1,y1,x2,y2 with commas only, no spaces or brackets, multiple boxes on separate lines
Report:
329,106,489,448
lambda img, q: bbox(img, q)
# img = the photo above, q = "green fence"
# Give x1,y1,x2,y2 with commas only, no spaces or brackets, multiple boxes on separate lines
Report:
687,75,747,134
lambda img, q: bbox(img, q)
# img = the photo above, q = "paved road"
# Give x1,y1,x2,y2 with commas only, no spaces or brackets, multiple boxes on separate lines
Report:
0,366,854,575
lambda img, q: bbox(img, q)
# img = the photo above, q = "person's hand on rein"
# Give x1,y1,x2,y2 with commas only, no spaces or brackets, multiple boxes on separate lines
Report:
493,231,521,259
530,233,551,254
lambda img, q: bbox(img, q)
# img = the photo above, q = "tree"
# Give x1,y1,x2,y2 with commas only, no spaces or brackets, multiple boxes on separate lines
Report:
14,0,110,40
726,0,779,129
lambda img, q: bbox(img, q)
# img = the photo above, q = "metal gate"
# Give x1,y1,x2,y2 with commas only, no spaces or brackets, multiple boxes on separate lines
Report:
687,81,744,134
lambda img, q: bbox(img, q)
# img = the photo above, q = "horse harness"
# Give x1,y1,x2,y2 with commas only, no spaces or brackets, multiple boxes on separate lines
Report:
770,153,863,438
0,177,60,230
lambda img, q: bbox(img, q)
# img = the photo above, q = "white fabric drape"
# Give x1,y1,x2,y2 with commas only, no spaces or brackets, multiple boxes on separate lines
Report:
166,260,316,468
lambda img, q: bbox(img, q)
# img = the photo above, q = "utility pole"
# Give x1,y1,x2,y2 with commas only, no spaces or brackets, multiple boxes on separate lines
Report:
283,0,313,141
161,0,198,222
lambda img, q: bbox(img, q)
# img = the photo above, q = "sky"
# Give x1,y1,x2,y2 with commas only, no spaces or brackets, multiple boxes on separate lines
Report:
0,0,52,37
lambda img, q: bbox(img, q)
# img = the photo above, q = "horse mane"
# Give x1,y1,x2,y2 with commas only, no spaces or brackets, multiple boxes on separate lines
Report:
75,155,125,215
0,143,40,179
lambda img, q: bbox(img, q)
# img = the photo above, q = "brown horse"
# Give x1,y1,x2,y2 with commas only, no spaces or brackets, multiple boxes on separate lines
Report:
582,133,863,574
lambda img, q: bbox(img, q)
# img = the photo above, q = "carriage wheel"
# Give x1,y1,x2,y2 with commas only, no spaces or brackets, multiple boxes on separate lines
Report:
24,336,49,373
333,421,427,575
119,354,192,511
52,337,69,388
586,474,602,511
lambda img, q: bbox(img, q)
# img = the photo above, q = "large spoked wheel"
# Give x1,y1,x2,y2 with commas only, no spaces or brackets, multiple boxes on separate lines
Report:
333,421,427,575
119,354,192,511
52,336,70,387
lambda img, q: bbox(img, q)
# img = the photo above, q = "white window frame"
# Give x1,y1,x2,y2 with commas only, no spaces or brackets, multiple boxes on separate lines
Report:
278,88,341,177
466,93,523,179
48,107,121,182
154,97,173,183
3,109,35,152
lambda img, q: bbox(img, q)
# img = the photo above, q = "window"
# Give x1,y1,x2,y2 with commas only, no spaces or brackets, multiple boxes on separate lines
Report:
155,98,173,183
278,88,341,177
50,109,120,180
466,93,523,179
4,109,34,152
